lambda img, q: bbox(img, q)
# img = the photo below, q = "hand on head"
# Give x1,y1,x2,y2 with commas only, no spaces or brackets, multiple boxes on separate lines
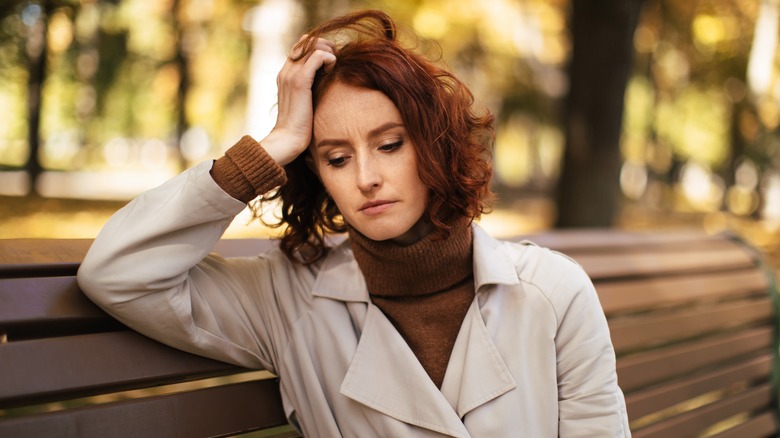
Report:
261,35,336,166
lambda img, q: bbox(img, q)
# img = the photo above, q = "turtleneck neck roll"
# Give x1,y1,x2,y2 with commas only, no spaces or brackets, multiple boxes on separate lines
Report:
348,221,475,388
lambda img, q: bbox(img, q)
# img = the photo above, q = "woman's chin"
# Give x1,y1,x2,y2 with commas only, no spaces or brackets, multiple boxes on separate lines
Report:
353,220,432,246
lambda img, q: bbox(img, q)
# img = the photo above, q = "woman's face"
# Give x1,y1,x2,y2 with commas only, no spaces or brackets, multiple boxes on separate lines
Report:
310,81,430,244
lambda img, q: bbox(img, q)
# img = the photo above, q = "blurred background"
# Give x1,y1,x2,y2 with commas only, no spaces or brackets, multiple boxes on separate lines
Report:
0,0,778,264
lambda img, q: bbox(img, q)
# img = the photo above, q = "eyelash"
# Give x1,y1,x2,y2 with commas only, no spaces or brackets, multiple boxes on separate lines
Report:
327,156,348,167
379,140,403,152
325,140,404,167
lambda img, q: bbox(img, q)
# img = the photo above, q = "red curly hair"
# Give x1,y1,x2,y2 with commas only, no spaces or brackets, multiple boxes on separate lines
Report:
256,10,495,264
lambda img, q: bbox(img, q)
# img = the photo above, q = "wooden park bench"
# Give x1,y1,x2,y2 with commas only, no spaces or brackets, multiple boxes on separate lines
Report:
1,229,778,437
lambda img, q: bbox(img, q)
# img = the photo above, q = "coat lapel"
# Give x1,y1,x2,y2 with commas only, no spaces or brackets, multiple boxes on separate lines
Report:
435,225,520,418
340,304,471,438
440,298,517,418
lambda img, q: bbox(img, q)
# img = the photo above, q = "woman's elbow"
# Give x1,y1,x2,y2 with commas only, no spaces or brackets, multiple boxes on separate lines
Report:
77,255,116,309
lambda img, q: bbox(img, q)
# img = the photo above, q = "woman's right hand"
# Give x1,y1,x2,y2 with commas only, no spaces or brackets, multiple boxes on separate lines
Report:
260,35,336,166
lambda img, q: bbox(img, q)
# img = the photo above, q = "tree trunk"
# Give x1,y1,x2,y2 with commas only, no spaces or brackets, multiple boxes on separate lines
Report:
25,2,48,195
173,0,189,170
555,0,644,227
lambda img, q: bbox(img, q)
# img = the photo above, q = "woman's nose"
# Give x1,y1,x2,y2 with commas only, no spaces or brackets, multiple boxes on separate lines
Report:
356,157,381,192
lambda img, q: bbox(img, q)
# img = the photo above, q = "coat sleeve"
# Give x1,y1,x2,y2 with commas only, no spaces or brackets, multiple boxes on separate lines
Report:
548,254,631,437
77,161,293,372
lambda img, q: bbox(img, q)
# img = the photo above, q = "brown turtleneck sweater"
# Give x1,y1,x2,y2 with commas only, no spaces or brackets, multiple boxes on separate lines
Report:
211,136,476,388
349,224,475,388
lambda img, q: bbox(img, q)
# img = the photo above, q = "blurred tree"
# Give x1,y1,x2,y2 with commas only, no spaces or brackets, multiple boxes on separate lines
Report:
173,0,189,170
555,0,645,227
25,1,48,191
5,0,78,193
622,1,770,218
4,0,771,222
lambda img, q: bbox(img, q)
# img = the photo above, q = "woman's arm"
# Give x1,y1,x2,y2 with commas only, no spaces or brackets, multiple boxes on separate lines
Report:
552,262,631,437
78,36,336,370
77,154,285,370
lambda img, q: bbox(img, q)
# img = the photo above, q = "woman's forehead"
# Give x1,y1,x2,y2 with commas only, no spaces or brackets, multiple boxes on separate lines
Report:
313,83,404,136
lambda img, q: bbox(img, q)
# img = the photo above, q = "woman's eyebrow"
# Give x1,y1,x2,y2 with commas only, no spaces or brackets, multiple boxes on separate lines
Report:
367,121,404,138
314,122,405,149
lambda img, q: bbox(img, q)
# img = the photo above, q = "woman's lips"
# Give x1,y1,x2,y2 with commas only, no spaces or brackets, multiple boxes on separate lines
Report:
359,200,396,216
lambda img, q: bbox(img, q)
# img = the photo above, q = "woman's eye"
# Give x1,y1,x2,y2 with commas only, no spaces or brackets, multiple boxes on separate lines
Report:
327,156,348,167
379,140,403,152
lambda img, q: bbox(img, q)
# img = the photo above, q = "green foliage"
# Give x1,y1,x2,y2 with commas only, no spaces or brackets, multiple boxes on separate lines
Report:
655,86,730,166
1,0,254,172
1,0,778,223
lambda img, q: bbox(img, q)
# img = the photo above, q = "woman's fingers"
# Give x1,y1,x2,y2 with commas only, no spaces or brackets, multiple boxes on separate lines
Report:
278,37,335,88
303,49,336,78
262,36,336,166
290,36,335,61
289,34,309,60
282,35,336,87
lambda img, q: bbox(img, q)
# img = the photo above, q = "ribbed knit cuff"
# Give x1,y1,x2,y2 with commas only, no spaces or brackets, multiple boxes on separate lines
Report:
210,135,287,203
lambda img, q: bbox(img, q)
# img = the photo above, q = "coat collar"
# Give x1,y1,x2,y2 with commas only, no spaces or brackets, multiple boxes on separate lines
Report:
311,224,519,303
471,224,520,291
311,237,368,302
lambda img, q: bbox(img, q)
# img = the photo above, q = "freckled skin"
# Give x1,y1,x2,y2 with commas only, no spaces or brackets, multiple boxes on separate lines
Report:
310,82,431,245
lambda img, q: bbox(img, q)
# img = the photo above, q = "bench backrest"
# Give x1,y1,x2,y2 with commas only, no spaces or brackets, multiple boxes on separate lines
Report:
529,230,778,438
1,230,778,437
0,239,291,437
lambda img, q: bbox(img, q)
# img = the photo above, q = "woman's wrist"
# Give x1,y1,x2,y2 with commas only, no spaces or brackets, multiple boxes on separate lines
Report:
258,130,306,167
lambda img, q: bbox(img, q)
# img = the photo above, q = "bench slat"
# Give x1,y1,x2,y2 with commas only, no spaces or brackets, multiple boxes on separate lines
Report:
0,379,287,438
0,239,93,265
577,247,756,280
597,269,769,315
632,383,772,438
0,239,278,279
709,411,778,438
0,276,117,340
0,331,245,408
625,354,772,419
0,233,751,274
525,230,731,252
609,297,773,352
617,327,772,392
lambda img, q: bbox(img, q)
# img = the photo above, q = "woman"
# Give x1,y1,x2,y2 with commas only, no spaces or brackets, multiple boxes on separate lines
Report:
78,10,630,437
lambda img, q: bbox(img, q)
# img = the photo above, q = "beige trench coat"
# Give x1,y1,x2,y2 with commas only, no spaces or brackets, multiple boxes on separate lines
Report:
78,161,630,437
